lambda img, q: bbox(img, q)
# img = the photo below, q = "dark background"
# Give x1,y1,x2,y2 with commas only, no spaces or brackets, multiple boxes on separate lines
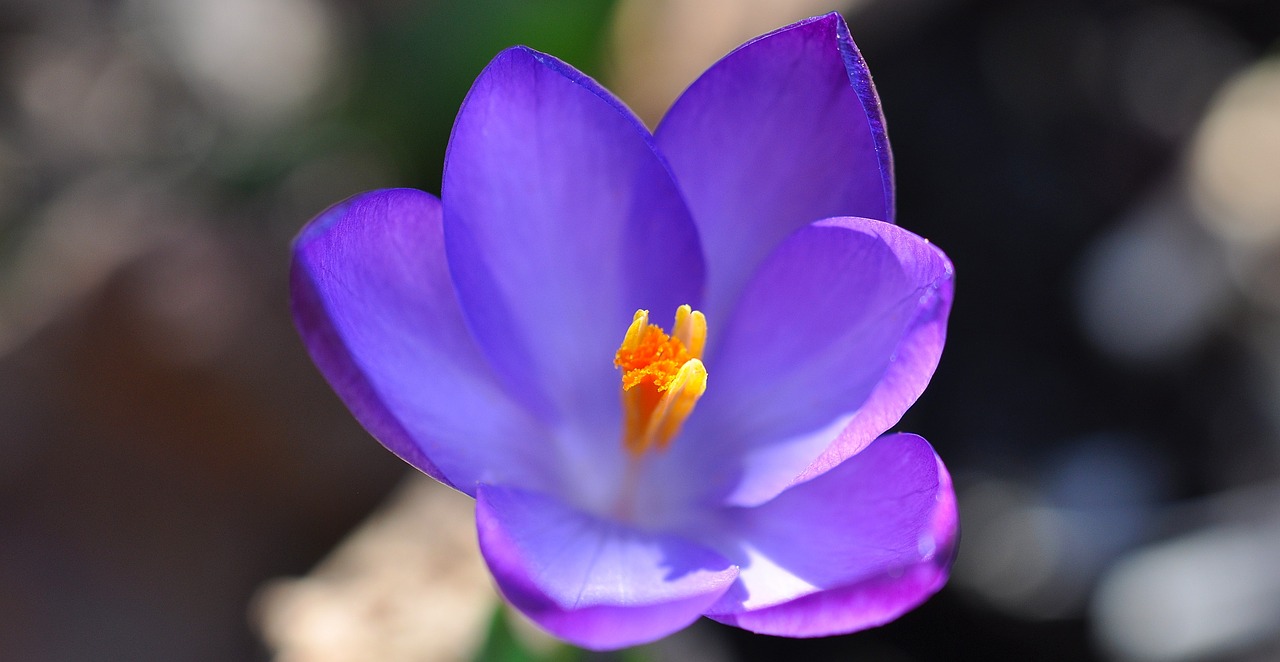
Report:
2,0,1279,660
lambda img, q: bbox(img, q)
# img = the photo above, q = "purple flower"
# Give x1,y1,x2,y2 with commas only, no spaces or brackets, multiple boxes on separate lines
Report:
291,13,956,651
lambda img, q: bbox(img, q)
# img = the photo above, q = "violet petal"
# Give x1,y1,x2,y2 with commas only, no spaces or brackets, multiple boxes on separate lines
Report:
443,46,704,437
476,484,738,650
670,216,952,507
655,12,894,324
705,433,957,636
290,189,554,495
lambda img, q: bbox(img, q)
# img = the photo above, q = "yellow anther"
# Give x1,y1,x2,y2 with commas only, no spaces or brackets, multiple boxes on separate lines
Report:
672,304,707,358
613,306,708,456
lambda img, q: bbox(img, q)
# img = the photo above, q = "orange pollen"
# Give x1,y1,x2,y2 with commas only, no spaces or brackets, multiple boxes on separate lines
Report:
613,306,708,456
614,326,691,391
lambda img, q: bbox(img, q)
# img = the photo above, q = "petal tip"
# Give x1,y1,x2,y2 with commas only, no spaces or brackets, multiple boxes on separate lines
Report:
293,188,438,251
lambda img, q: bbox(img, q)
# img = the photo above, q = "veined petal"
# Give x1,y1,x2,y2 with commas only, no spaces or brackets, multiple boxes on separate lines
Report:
676,216,952,507
655,12,893,324
290,189,554,495
706,434,957,636
476,484,738,651
443,46,704,442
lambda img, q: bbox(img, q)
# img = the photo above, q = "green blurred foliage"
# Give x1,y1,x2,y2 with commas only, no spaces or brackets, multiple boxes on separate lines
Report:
473,606,582,662
350,0,618,191
473,604,667,662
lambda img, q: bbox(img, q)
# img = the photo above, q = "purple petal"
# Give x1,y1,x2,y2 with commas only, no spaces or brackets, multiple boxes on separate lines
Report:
655,12,893,323
476,484,738,650
677,216,952,506
443,46,704,438
705,433,957,636
291,189,555,495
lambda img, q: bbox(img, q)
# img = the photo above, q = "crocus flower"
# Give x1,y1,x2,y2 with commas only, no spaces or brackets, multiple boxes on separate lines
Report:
291,13,956,651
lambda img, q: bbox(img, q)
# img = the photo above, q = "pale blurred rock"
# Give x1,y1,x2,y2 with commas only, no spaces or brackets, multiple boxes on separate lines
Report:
256,477,498,662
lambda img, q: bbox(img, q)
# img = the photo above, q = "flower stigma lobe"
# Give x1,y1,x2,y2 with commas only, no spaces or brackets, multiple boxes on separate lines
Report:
613,305,707,456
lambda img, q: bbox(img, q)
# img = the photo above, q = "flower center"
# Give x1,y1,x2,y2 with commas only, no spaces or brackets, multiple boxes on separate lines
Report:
613,305,707,456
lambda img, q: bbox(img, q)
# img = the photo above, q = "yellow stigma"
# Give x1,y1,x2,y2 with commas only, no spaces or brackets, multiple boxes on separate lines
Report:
613,305,708,456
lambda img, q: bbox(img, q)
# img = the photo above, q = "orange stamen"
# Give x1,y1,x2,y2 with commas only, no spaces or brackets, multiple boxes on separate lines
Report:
613,306,707,456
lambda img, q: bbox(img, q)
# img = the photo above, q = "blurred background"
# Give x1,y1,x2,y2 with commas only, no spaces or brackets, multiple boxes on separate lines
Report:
2,0,1280,660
